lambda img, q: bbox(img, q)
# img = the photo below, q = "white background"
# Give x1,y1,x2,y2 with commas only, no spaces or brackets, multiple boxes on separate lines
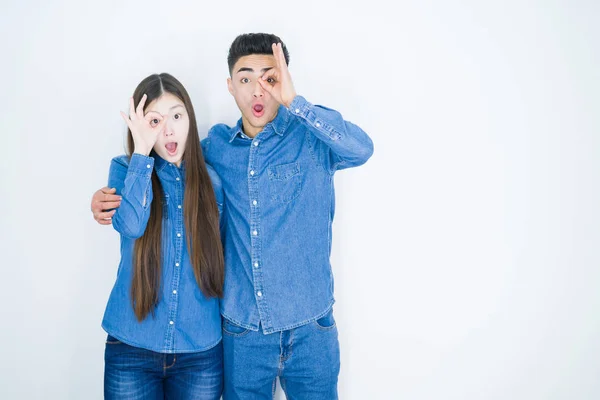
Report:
1,0,599,399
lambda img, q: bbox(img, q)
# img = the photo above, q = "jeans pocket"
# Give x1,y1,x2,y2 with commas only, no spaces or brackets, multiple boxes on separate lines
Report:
222,318,250,337
314,309,336,331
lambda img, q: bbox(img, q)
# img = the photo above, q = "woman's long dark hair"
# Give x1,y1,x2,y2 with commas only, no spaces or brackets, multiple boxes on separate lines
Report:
126,73,224,321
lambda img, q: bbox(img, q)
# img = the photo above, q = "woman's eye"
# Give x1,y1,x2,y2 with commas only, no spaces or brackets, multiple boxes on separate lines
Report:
267,77,275,84
241,78,249,83
174,113,180,120
150,118,159,127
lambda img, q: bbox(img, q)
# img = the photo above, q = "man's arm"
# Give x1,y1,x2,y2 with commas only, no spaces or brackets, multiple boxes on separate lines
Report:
259,42,373,172
289,96,374,172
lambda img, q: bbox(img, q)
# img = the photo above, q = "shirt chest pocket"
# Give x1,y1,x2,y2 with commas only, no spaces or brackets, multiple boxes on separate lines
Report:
267,161,302,204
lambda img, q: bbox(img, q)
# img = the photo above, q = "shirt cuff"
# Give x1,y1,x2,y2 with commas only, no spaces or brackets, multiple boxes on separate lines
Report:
288,95,339,141
128,153,154,176
288,95,312,117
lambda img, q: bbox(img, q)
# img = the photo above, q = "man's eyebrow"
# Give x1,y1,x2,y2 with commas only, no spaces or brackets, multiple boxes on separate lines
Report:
236,67,274,74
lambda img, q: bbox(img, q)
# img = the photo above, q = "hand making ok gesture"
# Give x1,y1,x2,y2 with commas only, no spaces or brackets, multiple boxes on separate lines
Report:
258,43,298,108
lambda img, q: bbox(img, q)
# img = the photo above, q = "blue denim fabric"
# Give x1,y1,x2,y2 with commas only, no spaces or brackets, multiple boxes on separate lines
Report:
221,310,340,399
102,153,224,353
202,96,373,333
104,335,223,399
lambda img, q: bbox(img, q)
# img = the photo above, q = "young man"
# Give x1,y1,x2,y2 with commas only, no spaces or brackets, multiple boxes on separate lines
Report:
91,33,373,399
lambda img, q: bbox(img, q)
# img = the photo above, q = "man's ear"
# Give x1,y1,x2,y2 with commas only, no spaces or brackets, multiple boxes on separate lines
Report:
227,77,233,96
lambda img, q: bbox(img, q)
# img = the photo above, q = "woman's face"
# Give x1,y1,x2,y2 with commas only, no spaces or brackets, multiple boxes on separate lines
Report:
145,93,189,167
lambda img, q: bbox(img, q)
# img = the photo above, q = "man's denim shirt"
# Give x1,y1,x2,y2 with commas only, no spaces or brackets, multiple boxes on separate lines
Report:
102,153,224,353
202,95,374,334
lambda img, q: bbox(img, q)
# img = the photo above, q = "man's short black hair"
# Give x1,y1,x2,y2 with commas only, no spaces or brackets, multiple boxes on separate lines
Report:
227,33,290,75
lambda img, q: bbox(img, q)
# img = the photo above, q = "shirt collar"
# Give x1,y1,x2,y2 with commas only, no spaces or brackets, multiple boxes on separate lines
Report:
153,152,185,174
228,105,290,143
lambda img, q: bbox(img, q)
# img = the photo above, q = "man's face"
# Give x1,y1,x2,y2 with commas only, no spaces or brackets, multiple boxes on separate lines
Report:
227,54,279,137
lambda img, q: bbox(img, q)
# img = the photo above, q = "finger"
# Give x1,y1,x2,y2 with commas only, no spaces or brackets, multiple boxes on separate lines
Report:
100,200,121,209
120,111,133,130
95,210,116,220
136,94,147,119
92,199,104,213
92,197,116,213
147,117,166,135
273,43,286,67
272,43,282,70
95,210,116,223
258,78,274,94
93,189,114,208
102,193,122,202
277,43,289,72
92,191,99,210
101,187,116,194
276,43,284,65
129,97,136,121
261,67,277,82
144,112,164,130
93,209,114,219
144,111,163,122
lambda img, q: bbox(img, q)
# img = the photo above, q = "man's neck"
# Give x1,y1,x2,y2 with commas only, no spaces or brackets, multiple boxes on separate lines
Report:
241,118,262,138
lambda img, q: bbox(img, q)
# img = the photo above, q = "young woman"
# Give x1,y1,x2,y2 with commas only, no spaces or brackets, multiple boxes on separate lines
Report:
102,73,224,399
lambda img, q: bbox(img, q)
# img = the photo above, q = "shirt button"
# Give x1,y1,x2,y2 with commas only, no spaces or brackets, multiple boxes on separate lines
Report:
177,233,181,237
169,321,174,325
250,170,255,176
252,200,257,206
253,141,259,146
257,291,262,297
295,108,300,113
173,290,177,294
146,164,151,169
175,263,180,267
315,123,321,128
253,230,258,236
176,177,180,181
178,205,182,209
254,262,259,268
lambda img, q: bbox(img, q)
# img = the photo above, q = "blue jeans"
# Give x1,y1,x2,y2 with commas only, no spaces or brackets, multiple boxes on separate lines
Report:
222,308,340,399
104,336,223,399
